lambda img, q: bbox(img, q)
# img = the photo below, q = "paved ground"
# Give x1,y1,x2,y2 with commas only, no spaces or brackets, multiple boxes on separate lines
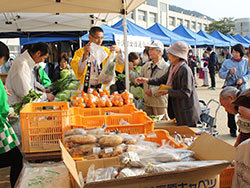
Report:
0,73,239,188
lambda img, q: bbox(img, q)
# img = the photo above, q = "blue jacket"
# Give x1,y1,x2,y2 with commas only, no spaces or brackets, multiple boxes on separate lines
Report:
219,57,250,89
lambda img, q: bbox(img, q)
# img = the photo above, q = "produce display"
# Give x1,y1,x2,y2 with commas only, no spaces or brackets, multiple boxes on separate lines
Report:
46,71,80,101
70,90,133,108
11,89,42,115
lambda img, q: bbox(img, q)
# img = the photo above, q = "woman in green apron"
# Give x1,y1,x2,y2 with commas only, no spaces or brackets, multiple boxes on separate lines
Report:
0,41,23,188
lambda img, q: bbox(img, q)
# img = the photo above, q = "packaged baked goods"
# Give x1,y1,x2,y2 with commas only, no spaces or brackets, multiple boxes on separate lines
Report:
64,128,87,137
99,135,123,147
64,135,97,144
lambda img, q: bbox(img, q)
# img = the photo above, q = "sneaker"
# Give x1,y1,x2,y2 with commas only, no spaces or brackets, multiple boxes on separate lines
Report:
201,85,209,87
208,87,216,90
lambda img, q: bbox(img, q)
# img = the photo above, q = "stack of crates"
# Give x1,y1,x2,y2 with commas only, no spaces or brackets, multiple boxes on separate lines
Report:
20,102,70,153
20,102,187,154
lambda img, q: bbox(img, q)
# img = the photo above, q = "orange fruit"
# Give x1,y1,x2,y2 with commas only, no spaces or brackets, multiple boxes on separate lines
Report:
79,103,86,108
117,101,124,107
93,90,99,97
77,97,84,104
84,97,89,104
106,99,112,107
72,100,79,106
89,103,96,108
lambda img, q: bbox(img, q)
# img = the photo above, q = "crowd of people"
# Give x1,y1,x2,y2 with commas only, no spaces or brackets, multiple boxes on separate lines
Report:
1,25,250,187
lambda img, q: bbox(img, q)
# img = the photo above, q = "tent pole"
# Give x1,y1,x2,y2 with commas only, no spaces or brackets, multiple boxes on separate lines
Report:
123,15,129,91
79,35,82,48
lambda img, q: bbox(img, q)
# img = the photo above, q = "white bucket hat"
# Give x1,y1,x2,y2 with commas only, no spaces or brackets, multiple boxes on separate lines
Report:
167,41,189,61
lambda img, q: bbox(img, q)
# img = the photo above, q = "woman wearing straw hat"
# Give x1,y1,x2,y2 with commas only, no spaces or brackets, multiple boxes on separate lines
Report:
136,41,201,127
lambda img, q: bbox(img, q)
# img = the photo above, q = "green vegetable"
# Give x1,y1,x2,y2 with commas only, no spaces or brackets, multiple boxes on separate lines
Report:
66,82,79,90
148,115,163,121
130,86,144,100
11,89,43,115
47,74,78,95
60,69,71,79
134,66,142,72
116,73,125,82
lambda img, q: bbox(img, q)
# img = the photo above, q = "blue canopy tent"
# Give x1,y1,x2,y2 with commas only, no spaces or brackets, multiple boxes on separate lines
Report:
210,30,238,46
172,25,213,46
112,19,170,45
233,34,250,48
20,36,79,45
226,34,237,41
245,36,250,42
197,30,229,47
147,23,194,45
81,24,124,41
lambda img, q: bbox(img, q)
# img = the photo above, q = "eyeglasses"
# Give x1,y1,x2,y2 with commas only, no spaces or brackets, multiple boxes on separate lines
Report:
91,34,104,40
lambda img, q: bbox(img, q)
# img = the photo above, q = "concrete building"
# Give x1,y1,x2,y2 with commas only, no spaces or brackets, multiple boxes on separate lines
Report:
0,38,20,57
234,18,250,37
108,0,213,32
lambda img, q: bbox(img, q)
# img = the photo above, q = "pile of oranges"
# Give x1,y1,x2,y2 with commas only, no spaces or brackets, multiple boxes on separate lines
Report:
71,89,133,108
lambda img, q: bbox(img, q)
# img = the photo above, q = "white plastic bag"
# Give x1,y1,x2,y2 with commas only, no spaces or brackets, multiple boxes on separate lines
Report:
98,51,117,86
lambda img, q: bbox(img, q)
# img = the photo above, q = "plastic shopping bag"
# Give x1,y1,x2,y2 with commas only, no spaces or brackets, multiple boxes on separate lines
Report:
98,51,117,87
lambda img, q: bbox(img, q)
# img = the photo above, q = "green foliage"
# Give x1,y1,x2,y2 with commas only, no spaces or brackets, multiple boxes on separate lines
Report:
206,17,235,35
11,89,43,115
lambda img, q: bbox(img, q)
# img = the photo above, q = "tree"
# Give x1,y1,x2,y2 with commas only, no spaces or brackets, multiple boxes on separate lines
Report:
206,17,235,35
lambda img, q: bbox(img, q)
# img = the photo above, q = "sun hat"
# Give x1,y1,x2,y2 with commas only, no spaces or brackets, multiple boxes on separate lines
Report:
167,41,189,61
145,40,164,52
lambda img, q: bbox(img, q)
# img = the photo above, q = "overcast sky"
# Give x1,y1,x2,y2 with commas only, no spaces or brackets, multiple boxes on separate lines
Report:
168,0,250,20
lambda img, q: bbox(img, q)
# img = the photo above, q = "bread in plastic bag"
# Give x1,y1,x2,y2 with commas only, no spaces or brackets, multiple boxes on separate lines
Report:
99,135,123,147
64,135,97,144
86,164,118,183
64,128,87,137
87,128,105,138
69,144,96,157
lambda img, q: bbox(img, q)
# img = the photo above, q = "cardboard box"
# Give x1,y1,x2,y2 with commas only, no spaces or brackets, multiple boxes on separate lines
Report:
60,133,235,188
156,126,197,138
154,119,177,127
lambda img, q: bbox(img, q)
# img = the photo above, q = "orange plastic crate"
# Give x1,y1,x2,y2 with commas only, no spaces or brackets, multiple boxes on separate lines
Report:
20,102,70,153
70,104,138,116
219,167,234,188
144,129,188,149
70,111,154,135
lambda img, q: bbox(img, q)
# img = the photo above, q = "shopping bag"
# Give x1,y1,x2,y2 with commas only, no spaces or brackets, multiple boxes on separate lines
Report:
199,69,204,79
98,51,117,86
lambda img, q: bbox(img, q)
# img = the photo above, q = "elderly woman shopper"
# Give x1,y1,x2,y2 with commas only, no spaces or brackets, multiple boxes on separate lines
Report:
219,44,250,137
136,41,201,127
0,42,23,188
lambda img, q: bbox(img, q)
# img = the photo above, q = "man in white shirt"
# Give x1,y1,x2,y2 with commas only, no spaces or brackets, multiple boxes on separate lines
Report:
6,42,54,105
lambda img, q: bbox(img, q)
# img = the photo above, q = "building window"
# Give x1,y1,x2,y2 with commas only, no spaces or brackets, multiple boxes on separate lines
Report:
149,12,157,23
184,20,190,28
203,24,208,30
191,21,196,29
177,18,183,26
146,0,158,7
160,2,167,12
138,10,146,21
169,16,175,26
128,10,135,20
198,23,202,30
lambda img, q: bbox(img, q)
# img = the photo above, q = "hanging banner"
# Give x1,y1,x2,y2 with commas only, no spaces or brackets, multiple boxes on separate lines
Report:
114,34,151,53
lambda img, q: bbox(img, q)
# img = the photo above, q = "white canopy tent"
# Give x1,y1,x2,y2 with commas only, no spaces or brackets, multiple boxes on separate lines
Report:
0,0,147,90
